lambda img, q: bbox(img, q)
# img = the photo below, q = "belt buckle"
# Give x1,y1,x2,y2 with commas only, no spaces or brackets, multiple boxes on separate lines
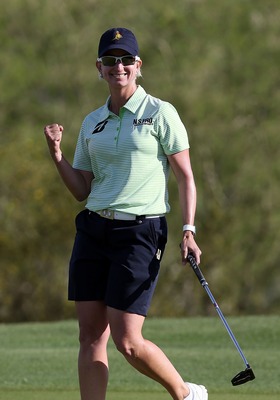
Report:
101,209,114,220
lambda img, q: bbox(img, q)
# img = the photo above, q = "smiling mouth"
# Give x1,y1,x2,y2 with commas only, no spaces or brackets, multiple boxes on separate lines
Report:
112,73,127,77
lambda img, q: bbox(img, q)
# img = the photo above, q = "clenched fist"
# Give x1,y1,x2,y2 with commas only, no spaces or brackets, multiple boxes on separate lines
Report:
44,124,64,162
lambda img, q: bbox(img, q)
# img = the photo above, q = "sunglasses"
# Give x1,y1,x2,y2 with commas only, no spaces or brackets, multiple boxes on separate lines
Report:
97,55,140,67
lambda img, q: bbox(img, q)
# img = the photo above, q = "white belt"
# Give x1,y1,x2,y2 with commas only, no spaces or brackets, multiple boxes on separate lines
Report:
95,209,164,221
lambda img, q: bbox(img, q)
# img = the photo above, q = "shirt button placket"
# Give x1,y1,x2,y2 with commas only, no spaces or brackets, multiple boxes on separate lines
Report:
115,125,120,143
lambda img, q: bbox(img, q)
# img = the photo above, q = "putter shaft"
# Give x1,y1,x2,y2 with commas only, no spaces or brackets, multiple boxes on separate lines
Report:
187,254,255,384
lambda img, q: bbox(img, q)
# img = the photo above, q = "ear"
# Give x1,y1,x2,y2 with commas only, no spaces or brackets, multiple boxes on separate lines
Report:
136,58,143,68
96,60,102,71
96,61,103,78
136,59,142,78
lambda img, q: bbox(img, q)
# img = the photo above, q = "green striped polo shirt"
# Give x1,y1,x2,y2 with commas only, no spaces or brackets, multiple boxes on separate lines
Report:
73,85,189,215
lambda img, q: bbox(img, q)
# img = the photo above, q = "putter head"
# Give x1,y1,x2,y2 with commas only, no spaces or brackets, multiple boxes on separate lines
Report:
231,367,255,386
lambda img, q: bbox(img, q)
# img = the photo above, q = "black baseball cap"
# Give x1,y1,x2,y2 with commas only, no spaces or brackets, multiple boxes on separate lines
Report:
98,28,139,57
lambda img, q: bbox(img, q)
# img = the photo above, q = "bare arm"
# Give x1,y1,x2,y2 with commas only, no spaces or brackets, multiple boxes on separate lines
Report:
167,149,201,264
44,124,93,201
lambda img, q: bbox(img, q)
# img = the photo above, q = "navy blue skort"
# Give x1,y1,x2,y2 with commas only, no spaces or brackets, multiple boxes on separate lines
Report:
68,210,168,316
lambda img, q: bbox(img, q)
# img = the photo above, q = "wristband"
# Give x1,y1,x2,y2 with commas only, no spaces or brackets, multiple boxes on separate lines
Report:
183,224,196,235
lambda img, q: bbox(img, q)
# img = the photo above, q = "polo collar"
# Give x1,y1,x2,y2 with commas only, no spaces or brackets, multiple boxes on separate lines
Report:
123,85,147,113
102,85,147,117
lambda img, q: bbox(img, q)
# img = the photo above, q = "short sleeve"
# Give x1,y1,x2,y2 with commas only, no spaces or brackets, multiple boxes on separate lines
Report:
156,102,189,155
72,119,92,171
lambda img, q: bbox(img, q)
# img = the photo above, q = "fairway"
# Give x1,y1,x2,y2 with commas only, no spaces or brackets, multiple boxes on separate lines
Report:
0,316,279,399
1,392,280,400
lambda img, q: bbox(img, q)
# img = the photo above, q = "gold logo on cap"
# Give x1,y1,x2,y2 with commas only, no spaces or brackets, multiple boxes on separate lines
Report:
113,30,123,41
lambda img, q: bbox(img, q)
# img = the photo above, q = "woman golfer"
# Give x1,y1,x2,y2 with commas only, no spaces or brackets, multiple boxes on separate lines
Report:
44,27,207,400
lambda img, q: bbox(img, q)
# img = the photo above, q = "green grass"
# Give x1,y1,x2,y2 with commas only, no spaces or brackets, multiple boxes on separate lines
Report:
0,316,279,399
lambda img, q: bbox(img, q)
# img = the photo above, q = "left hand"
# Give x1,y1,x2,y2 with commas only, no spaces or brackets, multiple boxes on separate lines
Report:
180,233,201,265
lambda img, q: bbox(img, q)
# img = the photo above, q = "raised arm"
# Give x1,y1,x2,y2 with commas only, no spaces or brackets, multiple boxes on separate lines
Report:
44,124,93,201
167,149,201,264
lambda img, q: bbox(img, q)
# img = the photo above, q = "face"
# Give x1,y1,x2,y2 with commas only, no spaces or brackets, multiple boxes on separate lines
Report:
96,49,142,88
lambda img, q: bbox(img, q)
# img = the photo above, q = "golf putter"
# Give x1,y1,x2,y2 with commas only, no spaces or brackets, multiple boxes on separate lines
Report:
187,253,255,386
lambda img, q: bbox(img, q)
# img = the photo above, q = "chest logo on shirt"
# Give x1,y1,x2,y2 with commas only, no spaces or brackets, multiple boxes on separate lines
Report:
133,118,153,126
92,119,109,134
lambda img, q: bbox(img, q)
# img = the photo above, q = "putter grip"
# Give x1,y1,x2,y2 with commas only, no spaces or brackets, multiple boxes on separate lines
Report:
187,254,206,284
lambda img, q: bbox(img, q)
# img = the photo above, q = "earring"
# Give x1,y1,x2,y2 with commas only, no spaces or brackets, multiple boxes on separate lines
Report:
98,71,103,79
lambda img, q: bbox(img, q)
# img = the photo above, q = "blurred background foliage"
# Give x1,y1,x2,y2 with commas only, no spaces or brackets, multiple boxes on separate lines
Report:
1,0,280,321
